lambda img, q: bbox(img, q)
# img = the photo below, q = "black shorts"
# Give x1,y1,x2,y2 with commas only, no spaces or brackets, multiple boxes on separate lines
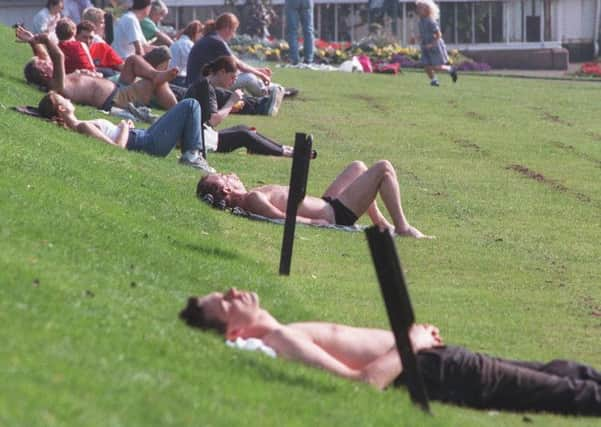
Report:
322,197,358,226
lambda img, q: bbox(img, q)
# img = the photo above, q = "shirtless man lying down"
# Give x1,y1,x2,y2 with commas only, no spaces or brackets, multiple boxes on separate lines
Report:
17,27,177,111
196,160,432,238
180,288,601,416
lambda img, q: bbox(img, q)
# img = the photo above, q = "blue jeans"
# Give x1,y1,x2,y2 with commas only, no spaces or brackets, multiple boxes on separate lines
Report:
127,99,205,157
285,0,314,64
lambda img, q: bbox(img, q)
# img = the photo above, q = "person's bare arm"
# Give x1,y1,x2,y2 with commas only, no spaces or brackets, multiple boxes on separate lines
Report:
244,191,327,225
234,57,271,85
76,120,130,148
15,26,49,60
360,324,444,390
37,33,66,91
208,89,243,127
264,328,363,380
155,31,173,46
133,40,145,56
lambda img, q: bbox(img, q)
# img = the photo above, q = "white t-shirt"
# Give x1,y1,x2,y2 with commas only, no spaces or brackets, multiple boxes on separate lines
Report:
112,11,146,59
32,8,60,43
169,35,193,77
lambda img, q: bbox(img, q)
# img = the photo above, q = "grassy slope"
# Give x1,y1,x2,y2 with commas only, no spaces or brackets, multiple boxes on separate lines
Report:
0,25,600,426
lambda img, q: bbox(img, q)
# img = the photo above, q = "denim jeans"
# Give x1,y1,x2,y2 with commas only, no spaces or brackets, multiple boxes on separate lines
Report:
127,99,205,157
285,0,314,64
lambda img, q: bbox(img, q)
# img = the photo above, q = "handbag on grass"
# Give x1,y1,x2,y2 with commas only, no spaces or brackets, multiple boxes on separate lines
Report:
203,123,219,152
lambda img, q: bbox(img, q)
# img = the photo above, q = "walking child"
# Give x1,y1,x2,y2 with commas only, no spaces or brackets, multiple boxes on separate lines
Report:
414,0,457,86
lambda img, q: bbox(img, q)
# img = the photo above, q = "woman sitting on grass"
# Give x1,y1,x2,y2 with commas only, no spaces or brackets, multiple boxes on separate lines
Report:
184,56,307,158
37,92,214,173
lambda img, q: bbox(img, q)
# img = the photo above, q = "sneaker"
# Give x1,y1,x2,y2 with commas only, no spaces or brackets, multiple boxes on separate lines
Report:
430,79,440,87
127,102,158,124
266,86,285,116
283,87,299,98
450,67,458,83
179,150,215,173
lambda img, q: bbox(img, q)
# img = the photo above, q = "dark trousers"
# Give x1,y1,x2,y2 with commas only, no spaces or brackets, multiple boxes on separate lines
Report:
214,87,271,115
414,346,601,415
217,125,284,156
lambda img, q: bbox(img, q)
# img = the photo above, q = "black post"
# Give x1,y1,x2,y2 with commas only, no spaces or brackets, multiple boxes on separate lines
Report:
279,133,313,275
365,226,431,414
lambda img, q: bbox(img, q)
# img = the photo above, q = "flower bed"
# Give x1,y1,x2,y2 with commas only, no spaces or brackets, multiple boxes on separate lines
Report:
230,35,492,71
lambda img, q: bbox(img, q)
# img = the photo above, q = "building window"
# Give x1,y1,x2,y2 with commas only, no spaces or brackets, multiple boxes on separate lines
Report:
440,2,505,45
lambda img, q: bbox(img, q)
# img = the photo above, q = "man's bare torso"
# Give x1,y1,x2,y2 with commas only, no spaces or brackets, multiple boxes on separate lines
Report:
61,73,116,109
249,185,335,222
263,322,395,369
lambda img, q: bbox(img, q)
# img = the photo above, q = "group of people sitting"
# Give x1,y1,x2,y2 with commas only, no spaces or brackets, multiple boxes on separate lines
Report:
17,1,601,417
17,0,432,237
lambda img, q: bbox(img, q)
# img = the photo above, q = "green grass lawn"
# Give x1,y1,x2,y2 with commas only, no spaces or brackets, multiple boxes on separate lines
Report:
1,24,600,426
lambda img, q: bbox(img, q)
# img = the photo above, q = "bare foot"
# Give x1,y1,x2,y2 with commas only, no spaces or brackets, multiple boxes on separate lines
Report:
395,224,434,239
153,68,178,85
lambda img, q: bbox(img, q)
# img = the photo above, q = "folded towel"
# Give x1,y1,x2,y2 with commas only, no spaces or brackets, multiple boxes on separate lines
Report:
225,337,277,358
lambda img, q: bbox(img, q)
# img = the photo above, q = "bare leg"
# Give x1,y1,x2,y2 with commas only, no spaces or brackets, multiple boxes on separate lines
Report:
119,55,178,86
425,66,435,80
323,161,394,230
153,82,178,109
336,161,433,239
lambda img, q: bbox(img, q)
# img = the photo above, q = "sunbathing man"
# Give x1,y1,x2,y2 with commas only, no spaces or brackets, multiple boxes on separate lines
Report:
17,27,177,111
197,160,432,238
180,288,601,416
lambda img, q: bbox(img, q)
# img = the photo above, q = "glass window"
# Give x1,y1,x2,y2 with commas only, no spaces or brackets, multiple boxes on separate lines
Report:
440,2,456,44
456,2,472,43
474,2,490,43
491,2,503,42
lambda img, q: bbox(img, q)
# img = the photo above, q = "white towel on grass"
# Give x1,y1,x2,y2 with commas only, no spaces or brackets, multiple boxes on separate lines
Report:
226,337,277,358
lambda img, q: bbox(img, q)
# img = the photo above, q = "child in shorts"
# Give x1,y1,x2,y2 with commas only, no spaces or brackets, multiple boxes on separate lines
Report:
414,0,457,86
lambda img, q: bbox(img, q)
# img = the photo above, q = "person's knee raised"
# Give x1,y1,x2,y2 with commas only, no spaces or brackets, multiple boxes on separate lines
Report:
350,160,367,171
374,160,394,173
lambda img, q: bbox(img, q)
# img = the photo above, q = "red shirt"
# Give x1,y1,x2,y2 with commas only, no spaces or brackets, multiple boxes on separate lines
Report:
59,40,95,74
90,42,124,70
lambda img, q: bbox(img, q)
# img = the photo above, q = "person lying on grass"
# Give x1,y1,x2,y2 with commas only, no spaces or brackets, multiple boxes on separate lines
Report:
16,27,178,112
180,288,601,416
197,160,432,238
37,92,214,172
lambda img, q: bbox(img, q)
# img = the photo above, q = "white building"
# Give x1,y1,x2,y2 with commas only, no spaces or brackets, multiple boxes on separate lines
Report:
2,0,599,66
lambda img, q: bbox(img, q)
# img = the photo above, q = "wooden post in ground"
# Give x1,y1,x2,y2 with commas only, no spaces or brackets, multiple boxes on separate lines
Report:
279,133,313,275
365,225,431,414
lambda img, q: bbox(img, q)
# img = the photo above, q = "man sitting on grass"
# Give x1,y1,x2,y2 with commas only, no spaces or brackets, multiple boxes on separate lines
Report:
197,160,432,238
180,288,601,416
17,26,178,111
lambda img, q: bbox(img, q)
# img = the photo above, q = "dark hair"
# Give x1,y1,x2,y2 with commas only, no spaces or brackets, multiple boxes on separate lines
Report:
181,20,203,39
132,0,151,11
201,55,237,77
180,297,226,334
55,17,76,41
37,91,66,127
196,174,230,209
215,13,239,31
202,19,216,35
24,59,50,88
77,20,96,35
47,0,63,8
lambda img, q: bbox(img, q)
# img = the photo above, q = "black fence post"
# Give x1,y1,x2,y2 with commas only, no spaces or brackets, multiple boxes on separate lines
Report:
365,226,431,414
279,133,313,275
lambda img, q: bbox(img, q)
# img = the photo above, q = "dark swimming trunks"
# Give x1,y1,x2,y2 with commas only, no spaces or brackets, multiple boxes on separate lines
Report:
322,197,358,226
100,85,119,112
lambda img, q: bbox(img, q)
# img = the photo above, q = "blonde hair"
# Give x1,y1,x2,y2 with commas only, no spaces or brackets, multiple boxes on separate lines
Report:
416,0,439,20
82,7,105,25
